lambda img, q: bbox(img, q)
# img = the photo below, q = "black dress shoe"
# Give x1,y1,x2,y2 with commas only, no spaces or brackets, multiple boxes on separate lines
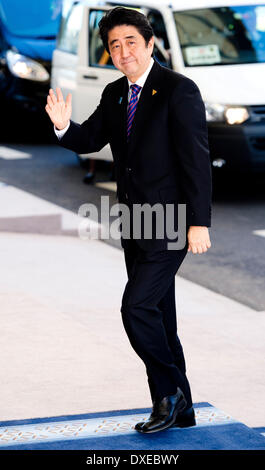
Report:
135,406,196,431
171,406,196,428
135,387,187,434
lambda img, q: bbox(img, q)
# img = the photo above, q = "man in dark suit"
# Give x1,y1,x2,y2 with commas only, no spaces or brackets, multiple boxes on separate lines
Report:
45,7,212,434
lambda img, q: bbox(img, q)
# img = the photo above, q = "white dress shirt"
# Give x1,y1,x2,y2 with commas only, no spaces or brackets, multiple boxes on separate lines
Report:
54,57,154,139
127,56,154,103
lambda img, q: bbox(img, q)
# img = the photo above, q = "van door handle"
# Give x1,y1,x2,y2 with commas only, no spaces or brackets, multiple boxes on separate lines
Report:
83,74,99,80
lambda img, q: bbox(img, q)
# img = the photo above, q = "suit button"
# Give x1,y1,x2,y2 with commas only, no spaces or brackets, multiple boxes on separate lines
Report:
126,167,132,172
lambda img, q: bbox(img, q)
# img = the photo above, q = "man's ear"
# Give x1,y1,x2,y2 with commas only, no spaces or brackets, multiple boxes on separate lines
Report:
148,36,155,55
149,36,155,49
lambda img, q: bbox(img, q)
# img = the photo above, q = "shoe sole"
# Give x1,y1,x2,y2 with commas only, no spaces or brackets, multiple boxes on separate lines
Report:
172,418,196,428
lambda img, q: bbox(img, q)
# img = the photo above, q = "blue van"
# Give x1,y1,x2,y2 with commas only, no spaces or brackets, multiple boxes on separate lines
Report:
0,0,62,119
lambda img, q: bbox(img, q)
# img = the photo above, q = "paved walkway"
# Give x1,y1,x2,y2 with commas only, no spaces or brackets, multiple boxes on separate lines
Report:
0,183,264,429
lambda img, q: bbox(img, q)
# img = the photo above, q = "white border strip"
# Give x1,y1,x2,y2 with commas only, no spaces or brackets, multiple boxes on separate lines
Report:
0,407,237,447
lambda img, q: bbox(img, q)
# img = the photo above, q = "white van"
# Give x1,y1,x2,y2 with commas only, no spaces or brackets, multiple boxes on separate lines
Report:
51,0,265,173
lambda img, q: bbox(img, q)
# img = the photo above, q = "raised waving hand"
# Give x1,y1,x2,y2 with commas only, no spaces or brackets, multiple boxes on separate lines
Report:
45,87,72,130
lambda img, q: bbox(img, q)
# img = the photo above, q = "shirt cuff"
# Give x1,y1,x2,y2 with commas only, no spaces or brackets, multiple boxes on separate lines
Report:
54,121,70,139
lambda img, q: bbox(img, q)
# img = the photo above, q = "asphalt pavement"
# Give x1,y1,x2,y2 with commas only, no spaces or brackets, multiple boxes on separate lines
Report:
0,139,264,310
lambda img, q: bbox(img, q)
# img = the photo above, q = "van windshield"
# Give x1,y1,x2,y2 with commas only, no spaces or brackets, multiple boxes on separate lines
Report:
0,0,62,37
174,4,265,66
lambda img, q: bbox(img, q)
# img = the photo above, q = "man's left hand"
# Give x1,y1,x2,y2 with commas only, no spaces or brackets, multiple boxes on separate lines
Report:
187,226,211,254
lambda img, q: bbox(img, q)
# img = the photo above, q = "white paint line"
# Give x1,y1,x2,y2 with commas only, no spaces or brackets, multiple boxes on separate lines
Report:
0,183,102,234
0,146,32,160
95,181,117,192
253,230,265,238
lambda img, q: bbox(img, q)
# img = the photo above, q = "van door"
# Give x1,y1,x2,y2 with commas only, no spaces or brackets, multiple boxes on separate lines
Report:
76,7,122,122
51,3,171,162
76,4,171,128
51,1,84,122
76,6,124,161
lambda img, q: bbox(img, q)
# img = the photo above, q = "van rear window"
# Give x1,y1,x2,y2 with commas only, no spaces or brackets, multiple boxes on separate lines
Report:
174,5,265,66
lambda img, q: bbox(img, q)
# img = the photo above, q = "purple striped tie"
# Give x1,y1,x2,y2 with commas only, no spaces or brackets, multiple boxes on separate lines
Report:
127,84,142,140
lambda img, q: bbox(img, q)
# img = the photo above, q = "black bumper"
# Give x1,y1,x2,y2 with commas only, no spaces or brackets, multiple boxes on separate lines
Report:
208,121,265,173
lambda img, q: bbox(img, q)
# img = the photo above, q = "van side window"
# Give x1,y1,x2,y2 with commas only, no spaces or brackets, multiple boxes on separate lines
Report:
89,10,114,68
147,10,172,68
57,3,83,54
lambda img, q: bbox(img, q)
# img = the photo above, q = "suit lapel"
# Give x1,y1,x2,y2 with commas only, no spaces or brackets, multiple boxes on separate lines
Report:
127,59,165,162
113,60,165,158
116,77,129,150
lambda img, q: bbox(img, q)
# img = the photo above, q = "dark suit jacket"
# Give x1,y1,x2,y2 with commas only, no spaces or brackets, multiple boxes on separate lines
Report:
57,58,212,250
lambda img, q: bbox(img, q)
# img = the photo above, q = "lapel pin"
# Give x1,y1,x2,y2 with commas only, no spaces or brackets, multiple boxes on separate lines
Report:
118,97,123,104
152,89,157,96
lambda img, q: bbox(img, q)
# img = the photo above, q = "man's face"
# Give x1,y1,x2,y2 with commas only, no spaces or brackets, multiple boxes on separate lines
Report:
108,24,154,82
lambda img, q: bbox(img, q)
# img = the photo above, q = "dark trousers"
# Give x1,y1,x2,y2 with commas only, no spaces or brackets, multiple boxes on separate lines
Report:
121,237,193,408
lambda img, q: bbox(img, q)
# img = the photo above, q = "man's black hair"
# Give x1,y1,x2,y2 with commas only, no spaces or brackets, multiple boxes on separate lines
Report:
98,6,154,54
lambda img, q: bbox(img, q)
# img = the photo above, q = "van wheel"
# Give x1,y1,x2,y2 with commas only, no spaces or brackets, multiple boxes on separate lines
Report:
76,153,92,170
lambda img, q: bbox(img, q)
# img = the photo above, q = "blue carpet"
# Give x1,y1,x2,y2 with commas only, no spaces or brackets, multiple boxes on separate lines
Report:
0,403,264,450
